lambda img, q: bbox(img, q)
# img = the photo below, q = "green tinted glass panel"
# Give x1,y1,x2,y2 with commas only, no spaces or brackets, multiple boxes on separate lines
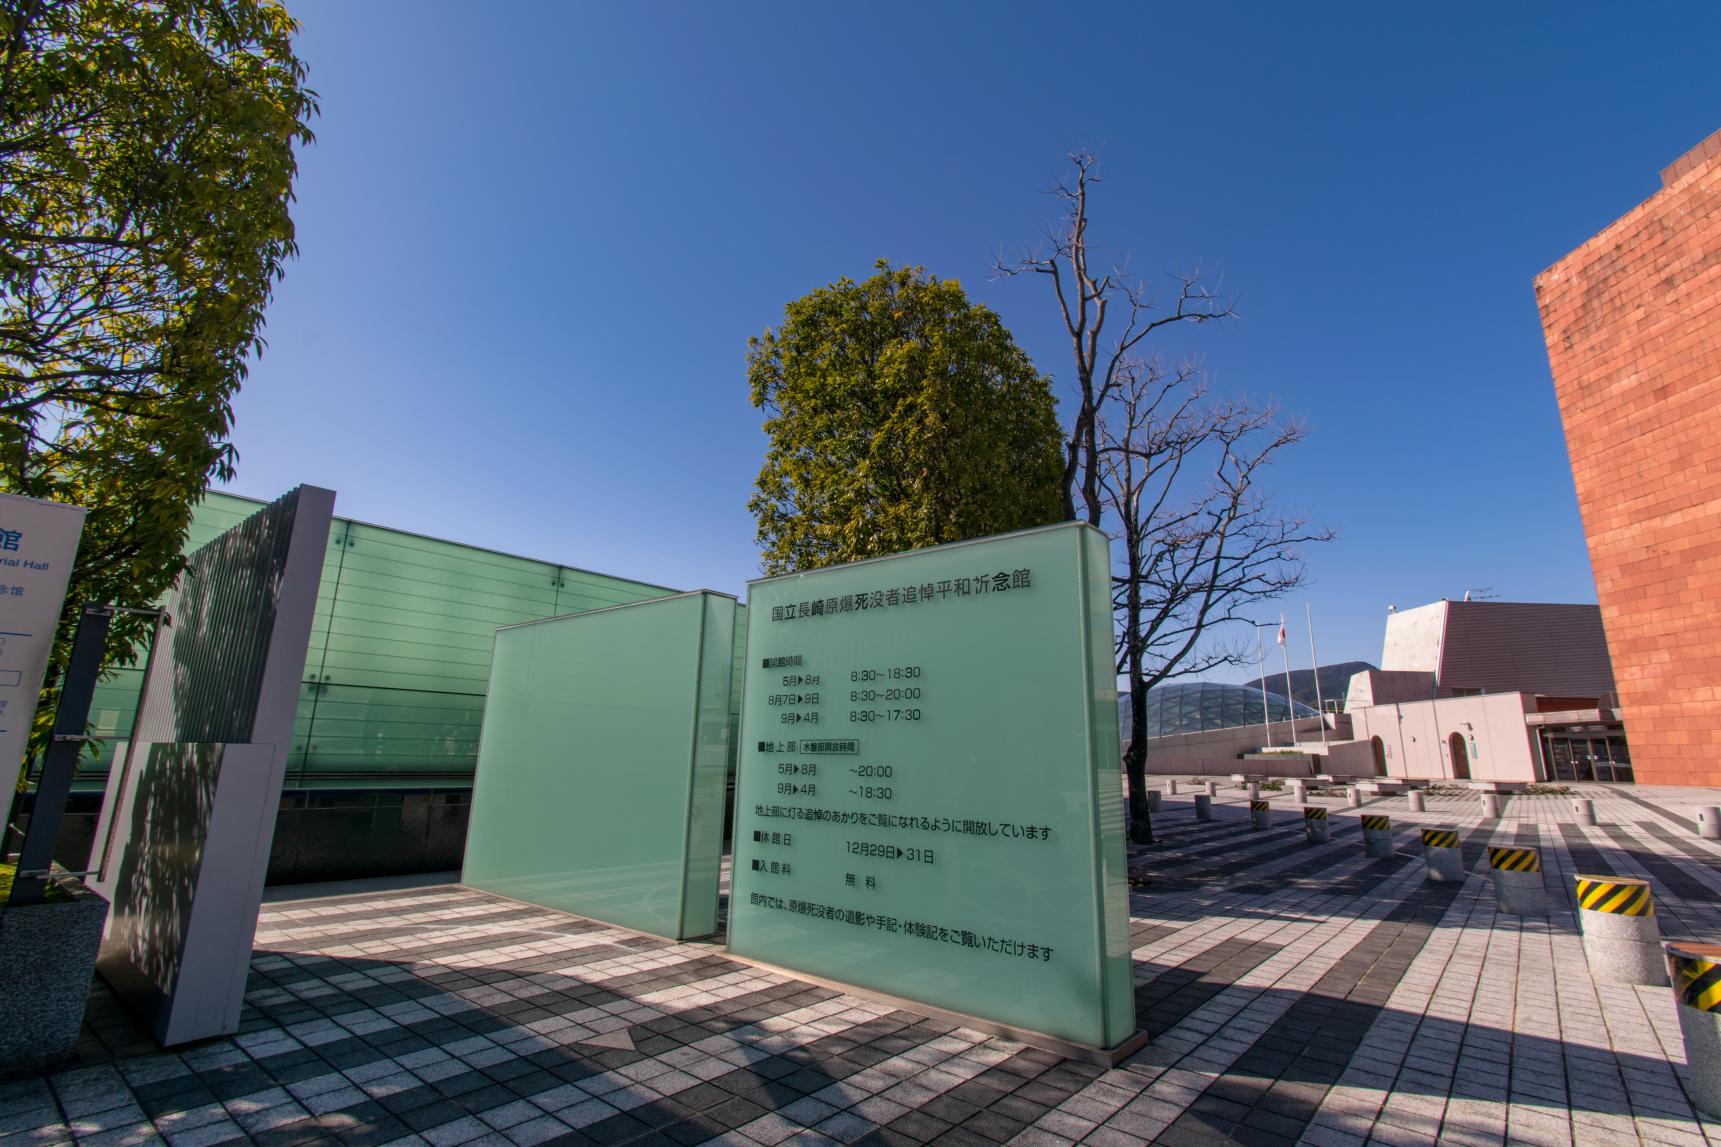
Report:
728,524,1132,1049
462,592,735,940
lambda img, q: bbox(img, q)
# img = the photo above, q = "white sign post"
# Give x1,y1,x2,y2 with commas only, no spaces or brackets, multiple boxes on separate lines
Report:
0,492,87,802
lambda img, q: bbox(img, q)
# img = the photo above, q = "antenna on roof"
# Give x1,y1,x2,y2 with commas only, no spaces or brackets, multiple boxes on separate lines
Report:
1462,587,1500,602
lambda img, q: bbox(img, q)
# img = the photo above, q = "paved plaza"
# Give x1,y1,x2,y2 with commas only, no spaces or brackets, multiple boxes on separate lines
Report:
6,784,1721,1147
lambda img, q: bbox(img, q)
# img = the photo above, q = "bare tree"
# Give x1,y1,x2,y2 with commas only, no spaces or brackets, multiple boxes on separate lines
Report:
1099,357,1335,843
993,151,1234,525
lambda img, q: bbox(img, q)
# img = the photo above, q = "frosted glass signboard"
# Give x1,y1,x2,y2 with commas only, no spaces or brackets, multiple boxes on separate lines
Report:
727,523,1135,1051
463,591,736,940
0,492,86,800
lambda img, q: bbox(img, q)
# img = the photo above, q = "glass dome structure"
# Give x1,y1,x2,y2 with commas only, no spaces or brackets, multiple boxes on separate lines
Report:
1138,681,1317,737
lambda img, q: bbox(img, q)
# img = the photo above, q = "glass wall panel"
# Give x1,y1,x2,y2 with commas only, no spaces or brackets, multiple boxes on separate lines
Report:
462,592,735,939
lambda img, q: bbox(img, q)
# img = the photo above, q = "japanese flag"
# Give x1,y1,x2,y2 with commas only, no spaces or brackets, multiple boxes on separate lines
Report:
1276,616,1287,646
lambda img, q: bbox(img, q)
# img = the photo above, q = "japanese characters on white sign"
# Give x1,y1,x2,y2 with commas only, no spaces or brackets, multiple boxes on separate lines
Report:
0,492,87,799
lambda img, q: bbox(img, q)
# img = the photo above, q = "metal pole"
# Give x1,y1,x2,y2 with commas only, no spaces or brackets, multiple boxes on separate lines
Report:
1280,622,1297,747
1257,624,1272,747
1307,602,1329,748
9,603,113,906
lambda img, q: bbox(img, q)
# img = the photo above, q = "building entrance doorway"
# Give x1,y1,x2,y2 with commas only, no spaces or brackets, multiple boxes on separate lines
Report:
1371,736,1387,776
1449,732,1471,780
1541,731,1634,783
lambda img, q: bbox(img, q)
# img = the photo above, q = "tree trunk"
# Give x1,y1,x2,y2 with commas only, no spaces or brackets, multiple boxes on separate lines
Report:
1125,672,1153,844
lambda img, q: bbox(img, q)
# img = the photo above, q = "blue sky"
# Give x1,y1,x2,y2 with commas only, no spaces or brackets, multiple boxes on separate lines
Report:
228,2,1721,679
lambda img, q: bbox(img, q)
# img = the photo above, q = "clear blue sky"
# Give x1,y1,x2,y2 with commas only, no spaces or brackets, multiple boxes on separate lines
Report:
227,1,1721,679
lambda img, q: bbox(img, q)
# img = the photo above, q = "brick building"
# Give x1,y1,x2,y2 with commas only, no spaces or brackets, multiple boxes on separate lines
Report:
1535,127,1721,787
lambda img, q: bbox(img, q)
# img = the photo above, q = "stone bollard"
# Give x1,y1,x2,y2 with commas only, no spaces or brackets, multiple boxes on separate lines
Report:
1194,793,1213,822
1167,779,1178,796
1488,846,1549,916
1481,793,1504,818
1346,788,1363,809
1667,942,1721,1118
1249,800,1270,831
1422,828,1464,881
1204,781,1217,798
1700,808,1721,841
1289,780,1308,804
1303,806,1330,844
1573,798,1596,827
1575,875,1663,985
1361,814,1394,859
1246,783,1260,801
1408,791,1426,812
1147,789,1162,813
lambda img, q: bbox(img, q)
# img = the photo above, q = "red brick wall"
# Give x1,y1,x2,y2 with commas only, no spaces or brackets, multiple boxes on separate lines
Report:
1535,132,1721,787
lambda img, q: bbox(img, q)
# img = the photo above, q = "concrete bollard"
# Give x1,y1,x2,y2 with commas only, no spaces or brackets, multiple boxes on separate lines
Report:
1346,788,1362,809
1422,828,1464,881
1289,780,1308,804
1575,875,1663,985
1249,800,1270,831
1204,781,1217,798
1573,798,1596,826
1167,779,1178,796
1700,808,1721,841
1193,793,1213,822
1481,793,1504,818
1488,846,1548,916
1408,791,1426,812
1303,806,1330,844
1246,783,1260,801
1361,814,1394,859
1667,942,1721,1117
1147,789,1162,813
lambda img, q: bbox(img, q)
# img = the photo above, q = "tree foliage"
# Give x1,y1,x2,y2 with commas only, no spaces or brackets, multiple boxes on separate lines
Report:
748,261,1063,575
0,0,316,769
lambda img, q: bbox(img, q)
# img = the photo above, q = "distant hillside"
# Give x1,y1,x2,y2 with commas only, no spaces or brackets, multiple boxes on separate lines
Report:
1247,660,1376,709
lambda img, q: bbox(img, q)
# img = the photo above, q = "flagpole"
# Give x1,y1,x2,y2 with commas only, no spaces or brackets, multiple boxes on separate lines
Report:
1279,614,1296,746
1306,602,1329,748
1257,624,1272,747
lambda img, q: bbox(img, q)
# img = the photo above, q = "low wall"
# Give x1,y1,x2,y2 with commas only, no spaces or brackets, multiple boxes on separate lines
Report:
1144,715,1335,775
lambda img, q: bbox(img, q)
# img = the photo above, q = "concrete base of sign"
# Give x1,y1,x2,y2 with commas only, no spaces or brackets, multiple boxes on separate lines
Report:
0,880,110,1073
1573,799,1597,827
1580,908,1665,986
1363,827,1394,859
1425,846,1464,881
1492,868,1549,916
1699,808,1721,841
1674,1002,1721,1118
1408,791,1426,812
715,947,1151,1066
1193,794,1213,821
1481,793,1504,817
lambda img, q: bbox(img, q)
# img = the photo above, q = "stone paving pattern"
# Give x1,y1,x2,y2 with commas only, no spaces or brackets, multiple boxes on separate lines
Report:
5,784,1721,1146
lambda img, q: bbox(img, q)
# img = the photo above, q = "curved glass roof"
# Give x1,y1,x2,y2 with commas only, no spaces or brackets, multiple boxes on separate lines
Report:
1140,681,1317,737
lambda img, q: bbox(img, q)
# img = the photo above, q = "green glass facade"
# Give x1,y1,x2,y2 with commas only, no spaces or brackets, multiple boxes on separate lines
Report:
83,492,748,789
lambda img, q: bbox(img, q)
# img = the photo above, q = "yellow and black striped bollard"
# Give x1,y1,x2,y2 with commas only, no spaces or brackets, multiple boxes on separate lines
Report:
1249,799,1270,831
1421,828,1463,882
1361,814,1393,859
1574,875,1662,985
1488,846,1547,916
1303,805,1329,844
1666,942,1721,1117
